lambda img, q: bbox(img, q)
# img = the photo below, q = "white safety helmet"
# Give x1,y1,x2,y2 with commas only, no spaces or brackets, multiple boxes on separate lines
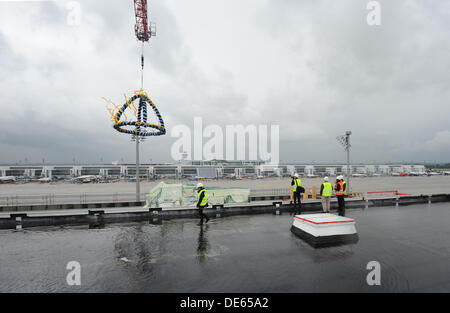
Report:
294,173,299,177
196,183,203,188
324,176,329,181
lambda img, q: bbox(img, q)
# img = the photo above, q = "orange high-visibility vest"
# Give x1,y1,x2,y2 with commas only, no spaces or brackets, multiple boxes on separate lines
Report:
335,181,344,196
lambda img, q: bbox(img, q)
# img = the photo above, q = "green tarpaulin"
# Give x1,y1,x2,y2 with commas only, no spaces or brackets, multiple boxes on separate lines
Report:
144,181,250,208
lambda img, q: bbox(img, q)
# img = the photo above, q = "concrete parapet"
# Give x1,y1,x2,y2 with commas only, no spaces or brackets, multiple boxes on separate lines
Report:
0,194,449,230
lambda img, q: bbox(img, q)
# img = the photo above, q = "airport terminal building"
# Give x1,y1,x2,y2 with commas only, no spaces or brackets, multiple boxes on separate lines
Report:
0,161,427,180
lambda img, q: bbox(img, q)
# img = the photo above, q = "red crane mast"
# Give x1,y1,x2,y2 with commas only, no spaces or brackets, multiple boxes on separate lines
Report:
134,0,150,42
133,0,155,87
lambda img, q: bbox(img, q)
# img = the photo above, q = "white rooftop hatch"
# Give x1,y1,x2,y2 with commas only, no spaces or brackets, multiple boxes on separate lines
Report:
291,213,359,248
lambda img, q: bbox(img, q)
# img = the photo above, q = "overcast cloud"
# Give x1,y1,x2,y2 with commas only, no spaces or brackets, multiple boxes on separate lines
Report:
0,0,449,164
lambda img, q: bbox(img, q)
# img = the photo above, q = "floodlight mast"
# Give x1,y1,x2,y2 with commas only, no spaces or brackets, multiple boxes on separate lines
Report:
345,131,351,194
336,131,352,194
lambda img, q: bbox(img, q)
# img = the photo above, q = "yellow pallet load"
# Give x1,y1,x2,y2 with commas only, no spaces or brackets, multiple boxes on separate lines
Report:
303,188,309,200
311,186,317,200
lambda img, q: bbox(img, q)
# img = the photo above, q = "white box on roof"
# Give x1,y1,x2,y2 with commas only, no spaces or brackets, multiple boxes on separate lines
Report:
291,213,359,248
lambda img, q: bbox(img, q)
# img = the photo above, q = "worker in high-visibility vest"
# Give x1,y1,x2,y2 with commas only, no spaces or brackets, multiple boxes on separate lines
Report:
320,176,333,213
196,183,209,225
335,176,345,216
342,176,348,195
291,173,304,215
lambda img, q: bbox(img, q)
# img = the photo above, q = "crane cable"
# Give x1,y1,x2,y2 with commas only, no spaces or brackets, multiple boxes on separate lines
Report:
140,41,144,90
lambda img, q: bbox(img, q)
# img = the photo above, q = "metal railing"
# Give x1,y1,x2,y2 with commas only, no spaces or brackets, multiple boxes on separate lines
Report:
0,187,415,207
0,188,294,207
249,188,291,197
0,192,148,207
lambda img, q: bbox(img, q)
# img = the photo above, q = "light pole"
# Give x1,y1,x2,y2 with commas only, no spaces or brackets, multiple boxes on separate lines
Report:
132,135,144,202
336,131,352,194
136,136,140,201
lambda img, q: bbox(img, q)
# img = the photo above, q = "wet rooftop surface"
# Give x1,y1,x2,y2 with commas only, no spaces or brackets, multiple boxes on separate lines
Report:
0,202,449,292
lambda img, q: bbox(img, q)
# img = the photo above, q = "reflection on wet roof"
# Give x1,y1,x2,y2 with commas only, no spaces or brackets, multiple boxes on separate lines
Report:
0,202,449,292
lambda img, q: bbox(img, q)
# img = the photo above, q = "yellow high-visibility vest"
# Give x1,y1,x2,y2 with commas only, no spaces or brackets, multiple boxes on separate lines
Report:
322,182,332,197
198,189,208,206
293,178,302,192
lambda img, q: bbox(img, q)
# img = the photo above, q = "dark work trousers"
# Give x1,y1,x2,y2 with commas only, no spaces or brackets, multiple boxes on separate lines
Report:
337,195,345,216
198,206,208,224
293,191,302,215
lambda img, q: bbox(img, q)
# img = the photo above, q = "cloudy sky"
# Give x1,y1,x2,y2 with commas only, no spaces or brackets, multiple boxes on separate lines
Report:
0,0,449,165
